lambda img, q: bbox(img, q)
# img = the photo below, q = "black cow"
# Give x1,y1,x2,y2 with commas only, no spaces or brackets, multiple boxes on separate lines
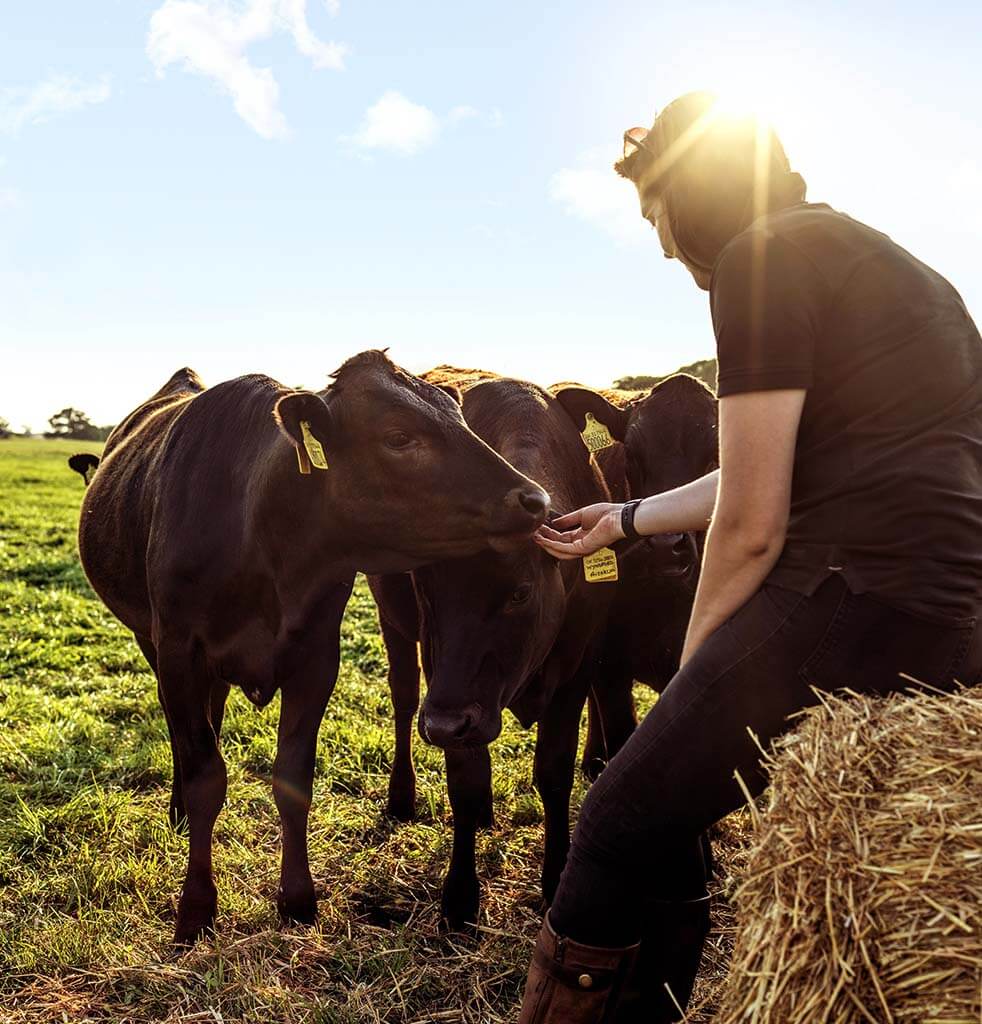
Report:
68,452,100,484
370,372,615,928
554,374,719,773
73,352,548,944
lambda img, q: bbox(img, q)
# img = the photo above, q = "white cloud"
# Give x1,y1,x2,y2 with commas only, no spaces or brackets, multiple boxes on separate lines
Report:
448,105,479,123
323,0,340,14
550,148,650,244
147,0,346,140
345,95,496,157
348,91,441,155
0,187,20,209
0,75,111,136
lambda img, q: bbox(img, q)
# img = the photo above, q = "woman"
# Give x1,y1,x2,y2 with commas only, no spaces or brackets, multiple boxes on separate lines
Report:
518,91,982,1023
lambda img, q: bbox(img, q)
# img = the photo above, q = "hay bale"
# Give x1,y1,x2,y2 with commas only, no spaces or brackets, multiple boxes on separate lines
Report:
716,685,982,1024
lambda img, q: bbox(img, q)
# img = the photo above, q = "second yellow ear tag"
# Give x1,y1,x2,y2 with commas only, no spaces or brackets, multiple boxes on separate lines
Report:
300,421,329,470
583,547,618,583
581,413,615,453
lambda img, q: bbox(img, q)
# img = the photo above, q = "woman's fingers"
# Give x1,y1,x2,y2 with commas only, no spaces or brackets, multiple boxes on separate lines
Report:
547,509,585,530
535,503,620,560
533,534,586,560
536,524,588,544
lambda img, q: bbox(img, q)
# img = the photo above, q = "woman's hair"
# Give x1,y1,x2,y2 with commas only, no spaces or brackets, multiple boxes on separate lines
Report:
615,91,807,271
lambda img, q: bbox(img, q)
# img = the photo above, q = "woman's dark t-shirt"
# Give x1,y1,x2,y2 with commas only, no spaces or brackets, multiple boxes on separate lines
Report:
710,203,982,623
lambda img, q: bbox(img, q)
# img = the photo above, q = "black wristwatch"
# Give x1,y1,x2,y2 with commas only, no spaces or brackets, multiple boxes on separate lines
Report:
620,499,643,542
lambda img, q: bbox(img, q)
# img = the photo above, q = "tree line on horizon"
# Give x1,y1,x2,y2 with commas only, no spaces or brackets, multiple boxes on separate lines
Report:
0,358,718,442
0,408,114,441
613,357,717,393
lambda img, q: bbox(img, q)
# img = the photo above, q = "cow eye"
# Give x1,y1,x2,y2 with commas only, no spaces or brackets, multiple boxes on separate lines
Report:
384,430,414,450
509,583,533,605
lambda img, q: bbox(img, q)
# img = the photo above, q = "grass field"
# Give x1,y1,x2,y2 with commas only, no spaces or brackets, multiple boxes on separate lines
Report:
0,438,746,1023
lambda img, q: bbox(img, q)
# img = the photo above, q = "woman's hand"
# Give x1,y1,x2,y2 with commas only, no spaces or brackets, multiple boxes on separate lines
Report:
534,503,624,560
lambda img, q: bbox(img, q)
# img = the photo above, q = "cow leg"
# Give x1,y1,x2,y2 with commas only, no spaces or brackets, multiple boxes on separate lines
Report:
581,689,608,782
535,671,592,907
157,680,187,828
380,614,420,822
273,660,338,925
441,745,493,930
209,679,231,745
584,669,638,779
157,640,227,945
134,633,186,829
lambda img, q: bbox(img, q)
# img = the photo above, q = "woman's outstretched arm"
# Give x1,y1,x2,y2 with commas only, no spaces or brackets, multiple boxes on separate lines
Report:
534,471,719,559
535,388,806,665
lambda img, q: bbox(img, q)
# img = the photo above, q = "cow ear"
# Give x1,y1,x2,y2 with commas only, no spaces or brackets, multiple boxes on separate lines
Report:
274,391,334,473
554,387,629,442
436,383,462,405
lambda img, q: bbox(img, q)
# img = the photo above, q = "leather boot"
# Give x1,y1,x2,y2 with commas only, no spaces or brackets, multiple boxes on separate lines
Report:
614,894,711,1023
518,914,640,1024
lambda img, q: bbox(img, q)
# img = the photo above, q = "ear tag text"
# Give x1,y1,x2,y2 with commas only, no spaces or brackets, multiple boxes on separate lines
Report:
583,546,618,583
581,413,615,453
300,420,329,471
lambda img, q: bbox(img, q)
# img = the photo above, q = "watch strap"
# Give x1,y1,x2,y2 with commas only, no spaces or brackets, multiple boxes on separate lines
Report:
621,499,643,542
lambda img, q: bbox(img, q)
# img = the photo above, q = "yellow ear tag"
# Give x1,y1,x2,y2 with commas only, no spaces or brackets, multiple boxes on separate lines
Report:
300,420,329,471
583,546,619,583
581,413,615,454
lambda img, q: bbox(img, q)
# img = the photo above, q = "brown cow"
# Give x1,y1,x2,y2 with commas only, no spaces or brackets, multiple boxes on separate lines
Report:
370,372,615,928
553,374,719,773
74,352,548,944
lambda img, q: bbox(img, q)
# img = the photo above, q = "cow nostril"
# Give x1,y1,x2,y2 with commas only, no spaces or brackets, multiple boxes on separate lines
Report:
422,705,481,747
519,489,548,517
451,713,474,739
672,533,696,561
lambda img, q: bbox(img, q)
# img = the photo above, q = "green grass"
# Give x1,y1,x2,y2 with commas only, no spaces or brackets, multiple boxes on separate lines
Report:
0,438,743,1023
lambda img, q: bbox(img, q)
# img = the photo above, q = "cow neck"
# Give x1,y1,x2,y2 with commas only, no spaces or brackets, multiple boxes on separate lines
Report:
258,443,354,585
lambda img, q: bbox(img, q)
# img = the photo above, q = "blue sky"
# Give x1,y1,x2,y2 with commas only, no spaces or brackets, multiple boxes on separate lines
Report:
2,0,981,431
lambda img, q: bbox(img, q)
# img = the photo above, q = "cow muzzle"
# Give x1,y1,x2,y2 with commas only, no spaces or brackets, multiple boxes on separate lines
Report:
419,702,497,748
488,485,550,551
627,531,699,578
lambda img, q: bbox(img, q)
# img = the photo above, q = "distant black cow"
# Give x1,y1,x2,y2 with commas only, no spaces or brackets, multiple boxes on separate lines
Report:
554,374,719,774
370,372,615,928
68,452,100,484
73,352,548,944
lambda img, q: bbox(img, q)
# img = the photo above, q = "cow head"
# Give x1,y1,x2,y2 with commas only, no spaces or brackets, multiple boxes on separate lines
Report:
555,374,718,576
274,351,549,570
414,538,569,748
412,377,612,750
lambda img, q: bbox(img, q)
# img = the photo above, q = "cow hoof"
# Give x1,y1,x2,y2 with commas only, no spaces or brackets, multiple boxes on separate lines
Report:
440,874,481,933
174,891,217,948
581,754,608,782
541,864,564,909
173,918,214,948
277,886,318,926
385,791,417,823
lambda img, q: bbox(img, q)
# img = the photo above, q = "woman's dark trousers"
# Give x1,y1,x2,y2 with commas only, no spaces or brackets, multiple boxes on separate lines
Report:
548,574,980,1020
